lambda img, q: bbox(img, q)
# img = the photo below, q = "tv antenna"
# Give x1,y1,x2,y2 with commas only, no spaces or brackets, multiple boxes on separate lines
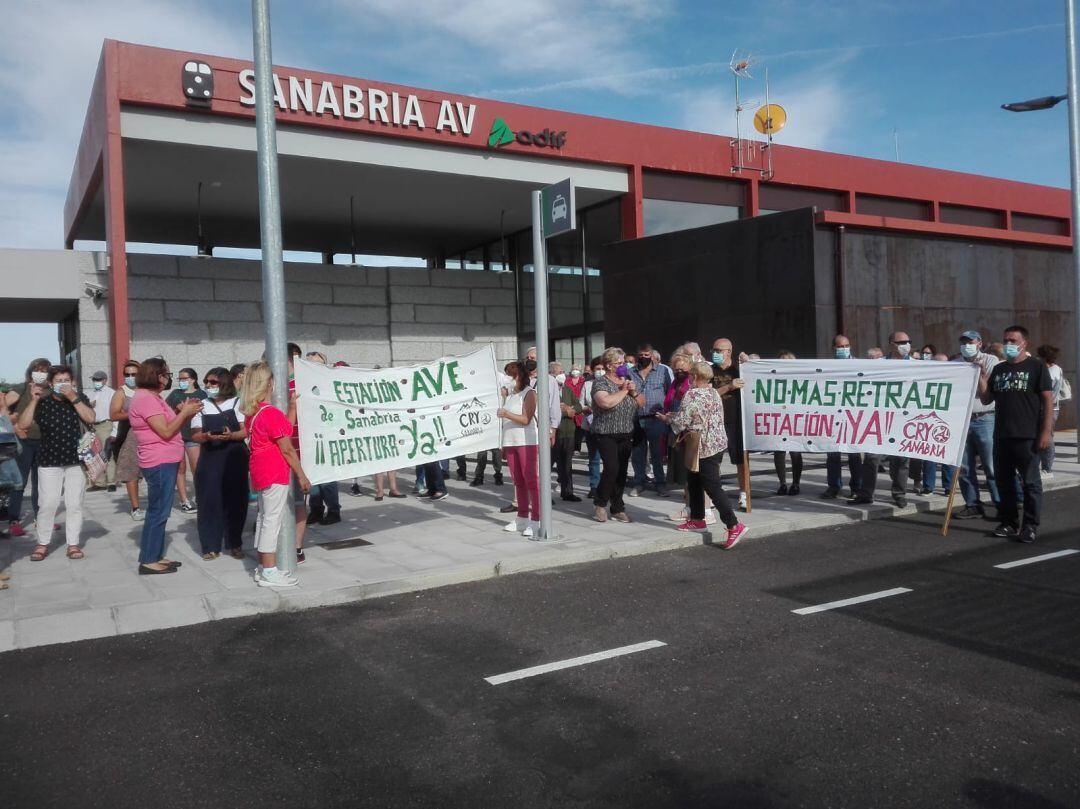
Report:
729,50,786,181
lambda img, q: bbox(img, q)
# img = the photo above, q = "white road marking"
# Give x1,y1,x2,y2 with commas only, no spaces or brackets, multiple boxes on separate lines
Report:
484,640,667,685
994,549,1079,569
792,587,912,615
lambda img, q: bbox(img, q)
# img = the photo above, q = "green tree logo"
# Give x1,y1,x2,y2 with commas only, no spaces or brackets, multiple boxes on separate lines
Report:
488,117,515,148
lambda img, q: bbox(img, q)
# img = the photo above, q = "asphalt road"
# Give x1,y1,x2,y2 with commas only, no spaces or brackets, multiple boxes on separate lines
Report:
3,490,1080,809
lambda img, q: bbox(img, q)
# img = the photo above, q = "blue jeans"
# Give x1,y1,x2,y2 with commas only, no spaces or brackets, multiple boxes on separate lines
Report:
630,417,667,488
959,415,1000,508
140,462,179,564
309,481,340,515
422,461,446,494
825,452,862,492
922,462,955,492
584,431,601,489
8,437,40,521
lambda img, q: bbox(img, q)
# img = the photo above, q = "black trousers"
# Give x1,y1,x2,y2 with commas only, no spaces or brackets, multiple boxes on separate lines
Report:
474,449,502,478
194,443,250,554
553,435,575,496
994,437,1043,528
687,452,737,528
773,451,803,486
594,433,632,513
858,454,908,500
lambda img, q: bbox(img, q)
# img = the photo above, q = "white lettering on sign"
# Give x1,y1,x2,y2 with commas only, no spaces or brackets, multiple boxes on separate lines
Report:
237,69,476,135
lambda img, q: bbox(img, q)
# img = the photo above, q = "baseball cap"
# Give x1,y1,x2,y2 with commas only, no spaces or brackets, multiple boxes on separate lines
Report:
91,370,108,380
960,330,981,342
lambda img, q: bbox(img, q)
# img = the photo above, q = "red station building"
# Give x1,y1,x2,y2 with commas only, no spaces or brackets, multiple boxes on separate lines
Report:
58,41,1074,409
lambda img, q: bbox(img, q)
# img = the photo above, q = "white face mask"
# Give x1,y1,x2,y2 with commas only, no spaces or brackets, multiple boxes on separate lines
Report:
593,370,605,379
499,373,515,389
31,371,48,384
570,370,581,378
896,343,911,358
555,373,566,385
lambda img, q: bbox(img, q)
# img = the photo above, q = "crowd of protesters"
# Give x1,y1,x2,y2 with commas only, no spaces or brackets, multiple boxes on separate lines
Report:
0,324,1067,593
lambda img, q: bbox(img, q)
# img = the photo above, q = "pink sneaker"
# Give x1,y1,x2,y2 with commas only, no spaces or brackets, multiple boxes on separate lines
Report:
722,523,748,550
8,521,26,538
677,519,707,532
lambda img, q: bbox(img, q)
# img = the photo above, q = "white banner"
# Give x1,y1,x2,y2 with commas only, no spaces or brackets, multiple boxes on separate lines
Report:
740,359,979,465
295,345,503,485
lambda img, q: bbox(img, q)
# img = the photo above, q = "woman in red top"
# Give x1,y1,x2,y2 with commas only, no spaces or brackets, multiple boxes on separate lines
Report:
241,361,311,588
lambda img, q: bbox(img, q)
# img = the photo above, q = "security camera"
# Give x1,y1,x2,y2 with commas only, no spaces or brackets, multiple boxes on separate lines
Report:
84,282,107,300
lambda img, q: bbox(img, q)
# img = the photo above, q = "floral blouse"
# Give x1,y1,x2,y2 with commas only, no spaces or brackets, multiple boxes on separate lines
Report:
670,386,728,459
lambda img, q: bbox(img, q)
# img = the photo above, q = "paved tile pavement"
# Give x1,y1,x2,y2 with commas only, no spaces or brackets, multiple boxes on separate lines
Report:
1,433,1077,652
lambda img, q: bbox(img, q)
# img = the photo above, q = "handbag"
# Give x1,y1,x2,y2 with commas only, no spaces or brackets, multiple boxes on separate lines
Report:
77,422,106,480
678,429,701,473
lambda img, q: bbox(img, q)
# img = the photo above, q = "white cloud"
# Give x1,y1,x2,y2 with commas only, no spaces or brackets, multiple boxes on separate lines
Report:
0,1,253,250
674,53,865,155
331,0,673,94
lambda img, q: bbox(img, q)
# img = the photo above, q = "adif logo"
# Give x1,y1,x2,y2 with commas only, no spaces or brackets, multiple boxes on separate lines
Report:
488,117,567,150
183,60,214,106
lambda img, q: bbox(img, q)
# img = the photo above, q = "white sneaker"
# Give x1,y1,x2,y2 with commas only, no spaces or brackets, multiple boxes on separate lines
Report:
130,508,145,521
504,518,526,533
669,507,688,522
256,568,298,588
1042,471,1054,480
522,520,539,539
704,509,717,526
738,492,748,511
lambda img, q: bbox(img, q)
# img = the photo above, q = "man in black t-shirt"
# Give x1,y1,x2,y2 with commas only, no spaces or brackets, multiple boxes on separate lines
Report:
978,325,1054,543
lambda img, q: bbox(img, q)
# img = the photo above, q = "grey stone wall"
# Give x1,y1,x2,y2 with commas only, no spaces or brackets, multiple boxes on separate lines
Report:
77,253,603,380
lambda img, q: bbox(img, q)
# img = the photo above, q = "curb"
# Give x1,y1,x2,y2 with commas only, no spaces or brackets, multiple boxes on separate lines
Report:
3,476,1077,653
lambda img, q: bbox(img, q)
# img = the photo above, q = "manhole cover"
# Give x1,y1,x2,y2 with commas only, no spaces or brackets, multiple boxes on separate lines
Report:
321,537,373,550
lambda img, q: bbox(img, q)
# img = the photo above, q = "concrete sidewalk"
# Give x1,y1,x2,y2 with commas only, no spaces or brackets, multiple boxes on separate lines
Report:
2,432,1077,652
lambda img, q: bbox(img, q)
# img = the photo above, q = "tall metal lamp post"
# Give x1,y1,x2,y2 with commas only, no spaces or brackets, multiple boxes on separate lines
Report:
1002,0,1080,452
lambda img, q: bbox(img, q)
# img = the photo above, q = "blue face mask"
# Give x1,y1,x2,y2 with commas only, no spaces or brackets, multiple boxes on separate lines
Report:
178,380,190,391
204,387,220,399
1004,343,1022,360
960,343,978,359
124,375,136,389
52,383,65,396
835,347,851,360
712,351,726,365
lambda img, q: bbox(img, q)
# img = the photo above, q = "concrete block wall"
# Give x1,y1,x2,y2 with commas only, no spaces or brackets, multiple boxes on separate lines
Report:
77,254,606,378
74,253,605,383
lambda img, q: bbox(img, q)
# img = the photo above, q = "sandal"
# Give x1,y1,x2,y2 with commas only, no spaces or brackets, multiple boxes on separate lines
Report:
30,545,49,562
66,546,85,560
374,495,384,502
202,552,220,561
388,492,407,499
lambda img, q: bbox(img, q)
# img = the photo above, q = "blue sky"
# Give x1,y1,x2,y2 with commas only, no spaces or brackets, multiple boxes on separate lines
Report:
0,0,1072,379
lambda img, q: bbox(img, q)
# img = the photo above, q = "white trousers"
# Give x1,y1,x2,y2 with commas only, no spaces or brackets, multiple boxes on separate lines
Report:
37,465,85,547
255,483,289,554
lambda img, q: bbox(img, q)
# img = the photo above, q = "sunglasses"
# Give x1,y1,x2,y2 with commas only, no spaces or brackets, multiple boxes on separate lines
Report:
204,379,220,385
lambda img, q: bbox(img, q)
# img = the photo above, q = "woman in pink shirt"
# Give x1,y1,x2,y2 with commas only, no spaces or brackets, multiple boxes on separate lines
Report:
241,361,310,588
129,358,203,574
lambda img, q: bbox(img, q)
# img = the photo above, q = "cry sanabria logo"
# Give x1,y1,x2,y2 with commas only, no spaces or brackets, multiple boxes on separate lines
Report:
488,117,567,150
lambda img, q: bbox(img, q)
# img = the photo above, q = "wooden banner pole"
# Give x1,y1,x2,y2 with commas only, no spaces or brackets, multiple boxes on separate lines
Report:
941,469,961,536
743,450,752,514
